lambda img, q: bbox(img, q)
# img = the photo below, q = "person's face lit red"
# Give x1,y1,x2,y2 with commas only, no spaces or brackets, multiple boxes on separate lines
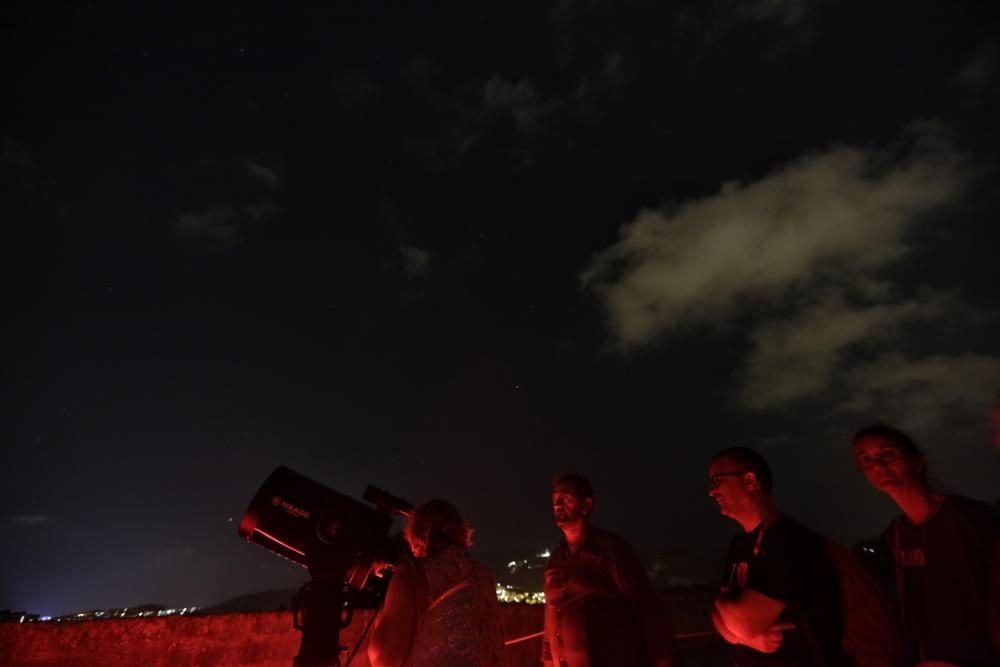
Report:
707,458,752,520
552,483,589,526
852,435,922,493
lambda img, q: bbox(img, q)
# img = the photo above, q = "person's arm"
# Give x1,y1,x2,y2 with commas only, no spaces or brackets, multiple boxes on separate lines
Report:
711,602,745,645
712,591,794,653
368,560,418,667
718,519,814,643
541,634,553,666
607,536,678,667
541,588,555,666
715,586,786,639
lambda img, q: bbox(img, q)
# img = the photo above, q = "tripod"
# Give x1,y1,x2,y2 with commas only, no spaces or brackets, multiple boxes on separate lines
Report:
291,576,354,667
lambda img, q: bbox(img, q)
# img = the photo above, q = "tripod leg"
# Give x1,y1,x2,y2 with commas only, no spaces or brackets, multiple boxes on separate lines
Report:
292,580,348,667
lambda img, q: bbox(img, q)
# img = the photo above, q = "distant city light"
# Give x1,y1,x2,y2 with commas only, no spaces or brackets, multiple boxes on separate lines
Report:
495,584,545,605
17,605,202,623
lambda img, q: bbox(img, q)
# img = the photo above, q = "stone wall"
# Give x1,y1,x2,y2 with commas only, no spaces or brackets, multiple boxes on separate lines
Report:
0,589,727,667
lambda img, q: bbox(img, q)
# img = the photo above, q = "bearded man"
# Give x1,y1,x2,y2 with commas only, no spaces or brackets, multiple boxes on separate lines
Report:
542,474,677,667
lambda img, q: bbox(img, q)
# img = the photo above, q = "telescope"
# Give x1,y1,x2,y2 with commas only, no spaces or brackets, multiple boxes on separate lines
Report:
239,466,412,666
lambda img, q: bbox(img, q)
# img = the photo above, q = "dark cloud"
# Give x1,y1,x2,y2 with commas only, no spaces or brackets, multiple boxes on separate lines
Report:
399,244,431,280
245,161,280,190
331,72,382,114
482,76,556,133
402,46,627,168
10,515,53,526
957,37,998,90
739,0,811,28
0,138,32,169
173,201,278,246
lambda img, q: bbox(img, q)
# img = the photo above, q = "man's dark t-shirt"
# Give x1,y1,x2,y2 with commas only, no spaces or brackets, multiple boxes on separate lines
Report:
542,527,675,667
723,516,849,667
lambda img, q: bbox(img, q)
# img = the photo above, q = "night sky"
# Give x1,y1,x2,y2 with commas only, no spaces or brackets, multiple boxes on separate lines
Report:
4,1,1000,617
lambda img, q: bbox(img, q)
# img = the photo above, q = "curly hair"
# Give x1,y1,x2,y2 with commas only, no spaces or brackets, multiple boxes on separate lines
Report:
404,499,474,557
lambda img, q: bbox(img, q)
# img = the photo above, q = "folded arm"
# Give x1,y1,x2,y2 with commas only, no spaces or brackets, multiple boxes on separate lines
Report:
714,588,786,641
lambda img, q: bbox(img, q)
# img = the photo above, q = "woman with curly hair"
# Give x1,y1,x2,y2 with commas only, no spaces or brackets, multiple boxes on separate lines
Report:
368,499,505,666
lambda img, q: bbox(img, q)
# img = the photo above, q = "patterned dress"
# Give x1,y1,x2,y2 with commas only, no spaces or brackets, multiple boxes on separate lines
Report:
405,548,506,667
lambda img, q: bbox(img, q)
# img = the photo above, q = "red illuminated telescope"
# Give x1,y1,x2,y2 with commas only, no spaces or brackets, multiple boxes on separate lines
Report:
238,467,413,666
239,466,412,585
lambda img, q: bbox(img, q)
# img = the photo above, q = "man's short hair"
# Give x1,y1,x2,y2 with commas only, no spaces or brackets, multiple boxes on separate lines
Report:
553,473,594,500
711,447,774,495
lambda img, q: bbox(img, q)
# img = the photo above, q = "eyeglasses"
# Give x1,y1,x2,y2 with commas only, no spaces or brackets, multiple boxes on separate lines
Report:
708,471,746,490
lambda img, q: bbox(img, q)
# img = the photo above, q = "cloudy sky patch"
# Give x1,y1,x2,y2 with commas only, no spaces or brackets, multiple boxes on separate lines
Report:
10,514,52,526
582,125,970,346
738,291,951,409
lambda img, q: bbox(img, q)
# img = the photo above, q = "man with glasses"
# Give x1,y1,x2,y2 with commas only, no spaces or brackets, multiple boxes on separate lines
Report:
542,473,677,667
708,447,849,666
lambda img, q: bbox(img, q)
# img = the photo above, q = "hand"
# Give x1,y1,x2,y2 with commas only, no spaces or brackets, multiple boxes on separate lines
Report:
744,621,795,653
371,560,393,578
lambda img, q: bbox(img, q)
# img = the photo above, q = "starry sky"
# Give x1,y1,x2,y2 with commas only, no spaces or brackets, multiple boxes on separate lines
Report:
4,0,1000,616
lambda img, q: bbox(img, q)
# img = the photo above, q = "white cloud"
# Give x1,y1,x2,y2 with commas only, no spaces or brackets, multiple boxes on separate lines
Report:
583,124,999,428
739,291,950,409
582,125,969,346
839,353,1000,434
11,514,52,526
